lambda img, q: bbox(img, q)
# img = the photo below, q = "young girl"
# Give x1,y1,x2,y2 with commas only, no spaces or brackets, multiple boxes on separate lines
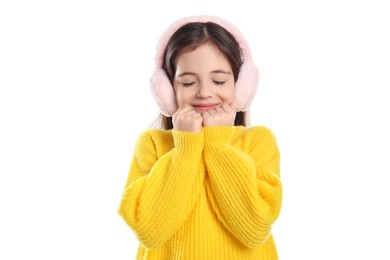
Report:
118,15,282,259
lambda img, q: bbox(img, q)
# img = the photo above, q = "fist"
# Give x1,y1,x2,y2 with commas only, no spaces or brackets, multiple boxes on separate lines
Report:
202,102,236,127
172,105,203,133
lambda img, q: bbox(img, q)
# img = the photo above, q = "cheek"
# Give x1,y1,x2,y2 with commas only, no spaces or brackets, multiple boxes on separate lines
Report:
222,84,235,101
175,89,193,106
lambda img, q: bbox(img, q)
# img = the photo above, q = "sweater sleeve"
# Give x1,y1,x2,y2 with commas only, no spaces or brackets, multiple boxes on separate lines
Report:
203,126,282,248
117,130,205,249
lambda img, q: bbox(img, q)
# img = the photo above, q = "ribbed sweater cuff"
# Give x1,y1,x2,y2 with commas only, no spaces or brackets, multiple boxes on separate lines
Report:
203,126,235,152
172,130,204,156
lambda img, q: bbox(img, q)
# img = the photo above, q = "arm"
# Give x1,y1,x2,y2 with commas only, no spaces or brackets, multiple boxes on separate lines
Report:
117,130,204,249
203,126,282,248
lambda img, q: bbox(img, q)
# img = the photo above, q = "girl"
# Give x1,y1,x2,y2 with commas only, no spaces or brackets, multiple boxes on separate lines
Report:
118,15,282,259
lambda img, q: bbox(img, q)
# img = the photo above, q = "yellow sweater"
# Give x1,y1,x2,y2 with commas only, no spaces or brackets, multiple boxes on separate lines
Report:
118,126,282,259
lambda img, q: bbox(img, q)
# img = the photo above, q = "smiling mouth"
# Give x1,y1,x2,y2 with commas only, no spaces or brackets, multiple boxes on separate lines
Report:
193,104,219,111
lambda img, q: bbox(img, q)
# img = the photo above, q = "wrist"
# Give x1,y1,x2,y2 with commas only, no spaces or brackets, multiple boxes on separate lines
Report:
203,126,235,152
172,129,204,156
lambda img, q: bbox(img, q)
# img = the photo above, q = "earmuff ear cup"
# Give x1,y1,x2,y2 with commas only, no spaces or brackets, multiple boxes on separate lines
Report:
235,60,259,112
150,68,177,117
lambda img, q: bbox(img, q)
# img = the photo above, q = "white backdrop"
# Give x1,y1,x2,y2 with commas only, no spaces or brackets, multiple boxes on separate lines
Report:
1,0,390,259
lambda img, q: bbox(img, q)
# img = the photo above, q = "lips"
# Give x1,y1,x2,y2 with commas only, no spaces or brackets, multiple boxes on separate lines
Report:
193,103,219,111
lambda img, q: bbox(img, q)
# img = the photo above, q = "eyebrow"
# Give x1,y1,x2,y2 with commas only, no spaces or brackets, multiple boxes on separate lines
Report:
177,70,232,77
211,70,232,75
177,72,197,77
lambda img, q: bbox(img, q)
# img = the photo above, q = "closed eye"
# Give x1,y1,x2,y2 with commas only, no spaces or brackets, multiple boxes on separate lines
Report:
182,82,196,87
213,81,226,85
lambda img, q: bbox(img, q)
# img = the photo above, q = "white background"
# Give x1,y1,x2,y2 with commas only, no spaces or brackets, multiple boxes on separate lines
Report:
1,0,389,259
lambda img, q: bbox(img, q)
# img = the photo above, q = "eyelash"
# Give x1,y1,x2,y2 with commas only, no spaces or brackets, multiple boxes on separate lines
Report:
182,82,195,87
214,81,225,85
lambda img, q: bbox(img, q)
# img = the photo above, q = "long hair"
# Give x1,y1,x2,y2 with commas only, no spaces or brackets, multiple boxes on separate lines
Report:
151,22,249,129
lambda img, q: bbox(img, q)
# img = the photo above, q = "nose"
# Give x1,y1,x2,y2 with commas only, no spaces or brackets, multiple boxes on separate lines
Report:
196,82,212,98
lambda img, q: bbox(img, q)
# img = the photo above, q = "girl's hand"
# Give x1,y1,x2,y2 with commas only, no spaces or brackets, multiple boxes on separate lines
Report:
172,105,203,133
202,102,236,127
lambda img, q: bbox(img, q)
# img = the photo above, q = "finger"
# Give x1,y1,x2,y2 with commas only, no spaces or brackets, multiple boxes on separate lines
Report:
221,102,235,114
183,104,197,113
204,108,215,115
174,105,191,116
179,105,199,116
215,106,224,113
221,102,232,112
191,113,202,118
189,110,202,116
228,101,236,113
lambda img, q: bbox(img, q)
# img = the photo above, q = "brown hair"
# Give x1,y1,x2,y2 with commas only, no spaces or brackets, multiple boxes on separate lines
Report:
152,22,249,129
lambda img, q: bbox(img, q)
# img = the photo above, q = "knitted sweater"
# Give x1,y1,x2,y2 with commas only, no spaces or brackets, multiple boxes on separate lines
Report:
118,126,282,259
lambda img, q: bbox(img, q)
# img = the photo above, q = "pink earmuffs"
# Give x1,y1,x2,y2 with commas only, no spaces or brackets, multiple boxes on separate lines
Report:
150,15,259,117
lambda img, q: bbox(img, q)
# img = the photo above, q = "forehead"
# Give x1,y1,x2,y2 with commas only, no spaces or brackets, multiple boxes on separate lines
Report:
175,43,231,69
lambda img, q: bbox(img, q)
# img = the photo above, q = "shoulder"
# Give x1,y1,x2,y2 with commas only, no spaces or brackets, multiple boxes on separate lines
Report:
136,129,173,142
134,129,174,155
235,125,277,142
233,125,279,152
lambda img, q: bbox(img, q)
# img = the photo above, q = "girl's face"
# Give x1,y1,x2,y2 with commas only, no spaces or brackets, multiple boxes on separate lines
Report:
173,43,235,113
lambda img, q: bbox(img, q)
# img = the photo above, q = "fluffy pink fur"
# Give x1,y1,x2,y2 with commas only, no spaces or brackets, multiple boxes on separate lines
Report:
150,15,259,117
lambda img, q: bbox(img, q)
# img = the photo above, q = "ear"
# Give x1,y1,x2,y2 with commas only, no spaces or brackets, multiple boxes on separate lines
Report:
150,68,178,117
235,60,259,112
